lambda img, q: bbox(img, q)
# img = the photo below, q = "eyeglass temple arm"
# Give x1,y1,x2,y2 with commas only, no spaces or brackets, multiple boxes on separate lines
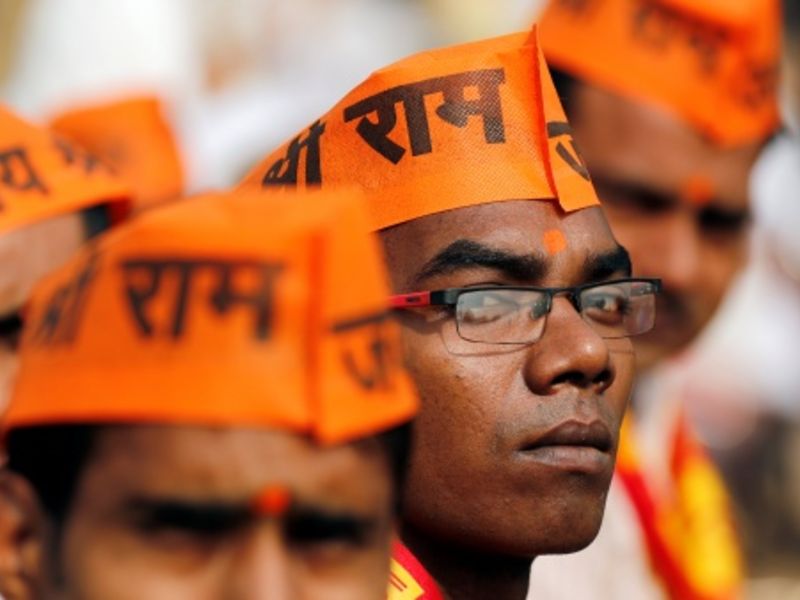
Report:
389,292,433,308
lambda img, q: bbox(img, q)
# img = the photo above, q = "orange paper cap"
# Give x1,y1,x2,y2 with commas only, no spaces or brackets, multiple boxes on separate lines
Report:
2,190,418,445
540,0,780,146
239,27,599,231
50,96,184,208
0,105,131,235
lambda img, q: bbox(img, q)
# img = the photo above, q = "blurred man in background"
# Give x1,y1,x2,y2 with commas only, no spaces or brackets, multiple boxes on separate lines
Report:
0,189,418,600
532,0,781,598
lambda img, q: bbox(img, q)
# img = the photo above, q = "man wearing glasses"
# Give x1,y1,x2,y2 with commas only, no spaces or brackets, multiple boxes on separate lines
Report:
242,29,660,599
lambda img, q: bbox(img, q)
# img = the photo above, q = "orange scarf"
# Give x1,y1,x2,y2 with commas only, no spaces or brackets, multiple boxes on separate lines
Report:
615,413,743,600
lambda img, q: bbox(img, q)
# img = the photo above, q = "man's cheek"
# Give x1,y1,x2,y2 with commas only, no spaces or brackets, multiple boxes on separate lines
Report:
703,248,745,306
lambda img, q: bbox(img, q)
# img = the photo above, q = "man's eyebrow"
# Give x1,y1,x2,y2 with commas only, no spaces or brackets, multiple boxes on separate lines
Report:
582,245,632,282
285,504,377,542
698,203,751,221
125,497,251,531
413,239,548,287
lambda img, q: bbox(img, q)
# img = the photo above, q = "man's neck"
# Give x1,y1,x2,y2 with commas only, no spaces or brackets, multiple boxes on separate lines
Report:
400,525,533,600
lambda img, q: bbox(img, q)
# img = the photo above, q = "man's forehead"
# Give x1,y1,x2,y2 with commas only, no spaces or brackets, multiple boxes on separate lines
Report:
572,83,759,206
380,202,618,285
85,426,388,501
384,201,607,244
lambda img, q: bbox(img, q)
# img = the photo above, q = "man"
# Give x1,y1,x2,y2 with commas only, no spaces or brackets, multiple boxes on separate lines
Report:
527,1,781,598
0,106,131,412
0,189,418,599
241,29,659,599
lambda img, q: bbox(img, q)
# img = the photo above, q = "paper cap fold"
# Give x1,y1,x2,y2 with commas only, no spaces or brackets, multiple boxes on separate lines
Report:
539,0,780,146
239,27,600,231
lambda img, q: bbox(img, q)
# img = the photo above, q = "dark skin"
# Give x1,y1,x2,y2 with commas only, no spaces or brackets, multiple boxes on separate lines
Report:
566,82,760,370
380,201,636,600
0,426,396,600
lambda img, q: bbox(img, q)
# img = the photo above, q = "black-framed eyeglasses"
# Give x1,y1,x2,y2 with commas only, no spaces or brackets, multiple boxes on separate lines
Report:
390,278,662,345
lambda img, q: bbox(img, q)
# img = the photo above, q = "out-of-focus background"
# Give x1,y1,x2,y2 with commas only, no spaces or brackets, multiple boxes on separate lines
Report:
0,0,544,190
1,1,799,597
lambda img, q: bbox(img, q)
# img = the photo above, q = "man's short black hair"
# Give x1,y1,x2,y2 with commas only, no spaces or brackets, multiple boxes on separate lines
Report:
81,204,113,240
5,425,97,524
5,422,412,526
549,66,581,120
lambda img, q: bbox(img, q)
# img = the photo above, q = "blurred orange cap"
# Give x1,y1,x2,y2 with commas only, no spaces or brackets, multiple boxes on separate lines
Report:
0,105,131,235
3,190,418,445
239,27,599,231
50,96,184,209
539,0,781,146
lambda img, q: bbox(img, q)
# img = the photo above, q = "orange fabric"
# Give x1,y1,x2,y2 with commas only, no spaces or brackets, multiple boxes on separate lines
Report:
240,27,599,231
0,105,131,235
616,415,743,600
50,96,184,208
3,190,418,445
540,0,780,146
388,541,445,600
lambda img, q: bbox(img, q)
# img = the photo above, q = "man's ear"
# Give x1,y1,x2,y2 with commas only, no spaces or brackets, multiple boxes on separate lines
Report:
0,468,47,600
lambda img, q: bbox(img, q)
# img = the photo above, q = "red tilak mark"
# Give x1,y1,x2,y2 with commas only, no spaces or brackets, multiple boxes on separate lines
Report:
681,176,715,207
251,486,292,517
542,229,567,256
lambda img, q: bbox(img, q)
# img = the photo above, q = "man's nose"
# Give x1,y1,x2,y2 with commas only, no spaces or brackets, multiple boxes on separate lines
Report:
653,211,703,293
522,296,615,395
227,526,294,600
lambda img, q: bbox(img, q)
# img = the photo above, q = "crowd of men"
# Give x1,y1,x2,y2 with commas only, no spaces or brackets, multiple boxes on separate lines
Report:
0,0,796,598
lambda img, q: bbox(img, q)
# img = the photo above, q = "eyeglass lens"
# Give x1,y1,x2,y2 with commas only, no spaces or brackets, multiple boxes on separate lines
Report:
454,281,657,344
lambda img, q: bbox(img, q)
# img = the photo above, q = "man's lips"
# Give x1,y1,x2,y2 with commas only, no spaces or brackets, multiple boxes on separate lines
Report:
516,420,614,473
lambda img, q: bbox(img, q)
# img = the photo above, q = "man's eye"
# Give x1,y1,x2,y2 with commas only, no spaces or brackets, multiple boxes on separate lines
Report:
582,292,630,323
698,207,749,236
595,181,673,215
457,292,517,324
459,305,510,324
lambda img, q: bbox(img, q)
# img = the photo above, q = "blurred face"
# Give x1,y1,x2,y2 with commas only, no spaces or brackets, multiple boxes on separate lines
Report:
381,201,635,557
0,213,85,410
569,84,760,369
17,426,395,600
